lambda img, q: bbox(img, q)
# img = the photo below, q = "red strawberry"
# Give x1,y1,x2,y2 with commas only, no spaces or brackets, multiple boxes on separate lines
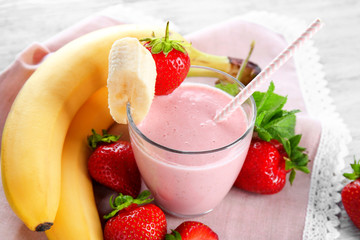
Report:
341,158,360,229
234,138,288,194
141,21,190,95
232,82,310,194
104,191,167,240
166,221,218,240
87,129,141,198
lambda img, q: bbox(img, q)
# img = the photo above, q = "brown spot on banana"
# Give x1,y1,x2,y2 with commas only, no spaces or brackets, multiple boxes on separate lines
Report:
228,57,261,85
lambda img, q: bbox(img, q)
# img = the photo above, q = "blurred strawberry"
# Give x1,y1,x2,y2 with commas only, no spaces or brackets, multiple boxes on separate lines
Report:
87,129,141,198
141,21,190,95
341,158,360,229
166,221,218,240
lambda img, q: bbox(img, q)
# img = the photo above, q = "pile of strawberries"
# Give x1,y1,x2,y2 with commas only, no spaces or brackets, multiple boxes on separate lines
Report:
87,22,218,239
87,129,218,240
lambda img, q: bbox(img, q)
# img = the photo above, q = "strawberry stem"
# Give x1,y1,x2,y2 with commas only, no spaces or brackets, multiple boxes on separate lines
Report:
104,190,154,219
165,21,170,42
343,157,360,181
165,230,182,240
87,129,121,150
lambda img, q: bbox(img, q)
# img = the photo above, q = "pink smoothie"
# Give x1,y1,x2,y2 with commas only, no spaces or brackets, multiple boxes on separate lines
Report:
129,83,254,216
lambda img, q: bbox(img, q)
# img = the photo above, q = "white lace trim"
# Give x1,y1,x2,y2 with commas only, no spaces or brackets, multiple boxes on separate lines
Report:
241,11,352,240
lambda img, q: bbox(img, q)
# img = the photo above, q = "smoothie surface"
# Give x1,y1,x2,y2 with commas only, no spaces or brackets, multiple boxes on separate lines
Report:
137,83,248,152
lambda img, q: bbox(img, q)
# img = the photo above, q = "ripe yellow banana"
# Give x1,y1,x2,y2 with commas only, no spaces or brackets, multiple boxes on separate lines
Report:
46,87,112,240
46,38,157,239
1,24,171,232
1,23,259,232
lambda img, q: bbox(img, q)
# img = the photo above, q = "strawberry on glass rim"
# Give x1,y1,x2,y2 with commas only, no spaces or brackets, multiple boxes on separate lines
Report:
141,21,190,95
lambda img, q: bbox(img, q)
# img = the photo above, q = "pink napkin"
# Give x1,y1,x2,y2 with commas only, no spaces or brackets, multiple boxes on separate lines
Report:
0,14,321,239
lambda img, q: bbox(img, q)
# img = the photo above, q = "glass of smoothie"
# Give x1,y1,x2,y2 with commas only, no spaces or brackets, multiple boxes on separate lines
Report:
127,65,256,217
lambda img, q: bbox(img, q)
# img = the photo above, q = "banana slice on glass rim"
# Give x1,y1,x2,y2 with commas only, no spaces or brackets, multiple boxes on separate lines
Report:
107,37,157,124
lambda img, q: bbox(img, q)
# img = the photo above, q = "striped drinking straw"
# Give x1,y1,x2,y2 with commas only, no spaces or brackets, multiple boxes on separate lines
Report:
214,18,323,122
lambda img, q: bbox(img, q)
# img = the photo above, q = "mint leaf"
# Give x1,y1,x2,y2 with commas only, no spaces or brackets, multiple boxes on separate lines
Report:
256,127,273,141
253,82,300,141
253,82,286,114
215,83,239,96
262,111,297,139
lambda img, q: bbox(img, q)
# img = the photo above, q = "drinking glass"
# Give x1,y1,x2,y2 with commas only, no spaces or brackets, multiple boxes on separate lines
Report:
127,65,256,217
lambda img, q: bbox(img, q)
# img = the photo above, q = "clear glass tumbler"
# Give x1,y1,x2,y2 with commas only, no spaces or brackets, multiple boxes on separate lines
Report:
127,66,256,217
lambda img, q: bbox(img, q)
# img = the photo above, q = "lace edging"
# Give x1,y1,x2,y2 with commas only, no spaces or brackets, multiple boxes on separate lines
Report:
241,11,352,240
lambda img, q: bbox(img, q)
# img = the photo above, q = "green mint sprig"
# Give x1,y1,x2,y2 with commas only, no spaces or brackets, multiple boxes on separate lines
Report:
253,82,299,141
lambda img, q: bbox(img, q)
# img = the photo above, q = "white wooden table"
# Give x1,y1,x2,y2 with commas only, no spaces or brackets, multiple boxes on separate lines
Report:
0,0,359,239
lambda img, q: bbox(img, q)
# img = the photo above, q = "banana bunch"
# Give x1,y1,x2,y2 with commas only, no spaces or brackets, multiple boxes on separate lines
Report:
46,87,112,239
1,24,259,239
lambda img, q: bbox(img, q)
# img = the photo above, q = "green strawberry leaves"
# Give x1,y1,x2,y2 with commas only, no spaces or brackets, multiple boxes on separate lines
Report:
284,134,310,184
140,21,187,56
165,230,182,240
87,129,121,150
104,190,154,219
343,157,360,181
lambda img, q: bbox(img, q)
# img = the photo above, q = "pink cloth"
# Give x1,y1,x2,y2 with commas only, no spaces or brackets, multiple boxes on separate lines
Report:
0,14,321,239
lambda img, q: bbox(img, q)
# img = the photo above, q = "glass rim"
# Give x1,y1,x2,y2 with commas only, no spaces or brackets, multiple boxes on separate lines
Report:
126,65,257,155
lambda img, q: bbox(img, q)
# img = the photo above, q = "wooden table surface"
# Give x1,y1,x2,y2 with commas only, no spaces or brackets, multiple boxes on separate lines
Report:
0,0,359,239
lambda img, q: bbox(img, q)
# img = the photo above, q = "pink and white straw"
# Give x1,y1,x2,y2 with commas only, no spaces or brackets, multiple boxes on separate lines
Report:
214,18,323,122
